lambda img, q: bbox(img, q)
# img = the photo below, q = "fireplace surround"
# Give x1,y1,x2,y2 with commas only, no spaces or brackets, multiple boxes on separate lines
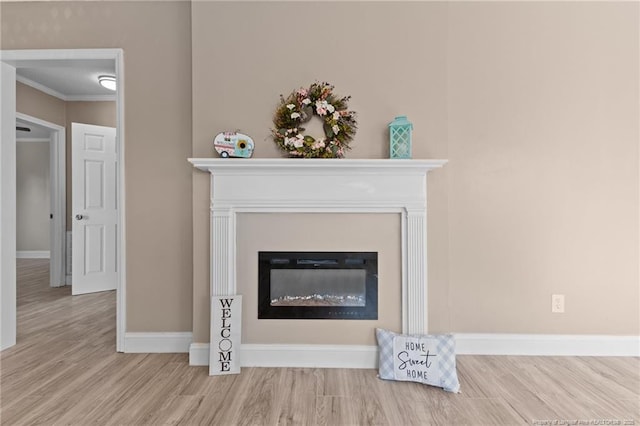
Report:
189,158,446,368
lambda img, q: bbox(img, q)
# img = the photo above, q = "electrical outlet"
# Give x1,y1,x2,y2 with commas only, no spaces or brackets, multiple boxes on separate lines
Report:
552,294,565,313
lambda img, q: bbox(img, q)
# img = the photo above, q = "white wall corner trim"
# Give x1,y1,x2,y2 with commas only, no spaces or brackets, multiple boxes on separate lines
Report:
16,251,50,259
124,332,192,353
0,61,17,350
455,333,640,357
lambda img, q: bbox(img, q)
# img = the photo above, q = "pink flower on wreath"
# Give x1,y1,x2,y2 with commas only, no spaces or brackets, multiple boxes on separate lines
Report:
315,100,334,117
312,140,326,150
297,88,308,97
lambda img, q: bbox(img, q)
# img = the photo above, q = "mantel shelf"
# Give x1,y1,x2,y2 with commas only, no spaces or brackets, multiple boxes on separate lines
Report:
188,158,447,174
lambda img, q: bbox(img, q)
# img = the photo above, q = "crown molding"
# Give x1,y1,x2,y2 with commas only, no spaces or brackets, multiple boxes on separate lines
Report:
16,75,116,102
16,75,66,100
66,95,117,102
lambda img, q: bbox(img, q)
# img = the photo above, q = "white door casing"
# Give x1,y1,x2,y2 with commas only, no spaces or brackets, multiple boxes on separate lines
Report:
0,62,17,350
1,48,125,352
48,123,66,288
72,123,117,295
16,113,66,289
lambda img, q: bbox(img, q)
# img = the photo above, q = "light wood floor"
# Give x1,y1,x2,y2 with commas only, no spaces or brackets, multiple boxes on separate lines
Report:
1,259,638,425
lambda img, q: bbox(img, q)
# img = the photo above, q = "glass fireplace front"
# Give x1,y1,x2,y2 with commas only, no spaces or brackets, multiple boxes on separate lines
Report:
258,252,378,320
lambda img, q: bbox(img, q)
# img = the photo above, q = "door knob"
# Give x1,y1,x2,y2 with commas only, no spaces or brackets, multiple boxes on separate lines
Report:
75,214,84,220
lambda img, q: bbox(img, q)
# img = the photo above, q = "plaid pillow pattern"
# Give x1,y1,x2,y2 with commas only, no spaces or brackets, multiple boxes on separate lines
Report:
375,328,461,393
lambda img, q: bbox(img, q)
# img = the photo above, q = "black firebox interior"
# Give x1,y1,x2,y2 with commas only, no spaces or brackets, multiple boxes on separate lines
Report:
258,251,378,320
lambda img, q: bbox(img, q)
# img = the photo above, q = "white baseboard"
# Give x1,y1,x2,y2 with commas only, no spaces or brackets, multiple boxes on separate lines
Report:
189,334,640,367
189,343,210,366
455,333,640,357
124,332,192,353
242,344,378,368
16,250,50,259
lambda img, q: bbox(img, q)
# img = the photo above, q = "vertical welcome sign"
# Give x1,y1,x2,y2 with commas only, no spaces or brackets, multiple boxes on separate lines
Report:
209,295,242,376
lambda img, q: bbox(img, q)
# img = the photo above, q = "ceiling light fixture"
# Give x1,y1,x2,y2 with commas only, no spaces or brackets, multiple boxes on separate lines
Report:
98,75,116,91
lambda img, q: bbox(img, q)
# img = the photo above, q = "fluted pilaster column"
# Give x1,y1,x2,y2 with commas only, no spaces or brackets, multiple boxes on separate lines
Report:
211,206,235,296
405,209,427,334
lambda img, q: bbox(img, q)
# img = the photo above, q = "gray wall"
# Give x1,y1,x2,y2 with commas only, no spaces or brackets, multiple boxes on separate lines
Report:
16,141,50,252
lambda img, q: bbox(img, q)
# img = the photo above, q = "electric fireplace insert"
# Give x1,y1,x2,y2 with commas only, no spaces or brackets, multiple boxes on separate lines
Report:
258,251,378,320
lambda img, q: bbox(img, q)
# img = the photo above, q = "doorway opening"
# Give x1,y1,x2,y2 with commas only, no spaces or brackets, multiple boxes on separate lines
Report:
1,49,125,352
15,113,66,290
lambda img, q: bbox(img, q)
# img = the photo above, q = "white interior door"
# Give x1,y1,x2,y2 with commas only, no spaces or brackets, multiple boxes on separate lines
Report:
72,123,117,295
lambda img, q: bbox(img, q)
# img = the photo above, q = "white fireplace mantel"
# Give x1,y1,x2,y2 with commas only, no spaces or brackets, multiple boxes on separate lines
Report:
190,158,446,214
190,158,446,336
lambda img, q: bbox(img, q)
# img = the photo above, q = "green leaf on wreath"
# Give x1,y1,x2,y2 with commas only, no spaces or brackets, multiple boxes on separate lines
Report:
323,122,334,138
301,106,313,122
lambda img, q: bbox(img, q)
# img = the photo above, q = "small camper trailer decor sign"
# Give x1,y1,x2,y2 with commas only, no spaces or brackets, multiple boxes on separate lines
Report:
213,132,255,158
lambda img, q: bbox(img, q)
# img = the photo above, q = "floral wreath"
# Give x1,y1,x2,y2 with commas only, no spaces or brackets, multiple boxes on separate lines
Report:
272,82,357,158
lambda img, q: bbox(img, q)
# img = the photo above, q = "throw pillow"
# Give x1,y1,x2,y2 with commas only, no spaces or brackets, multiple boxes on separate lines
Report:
375,328,460,393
